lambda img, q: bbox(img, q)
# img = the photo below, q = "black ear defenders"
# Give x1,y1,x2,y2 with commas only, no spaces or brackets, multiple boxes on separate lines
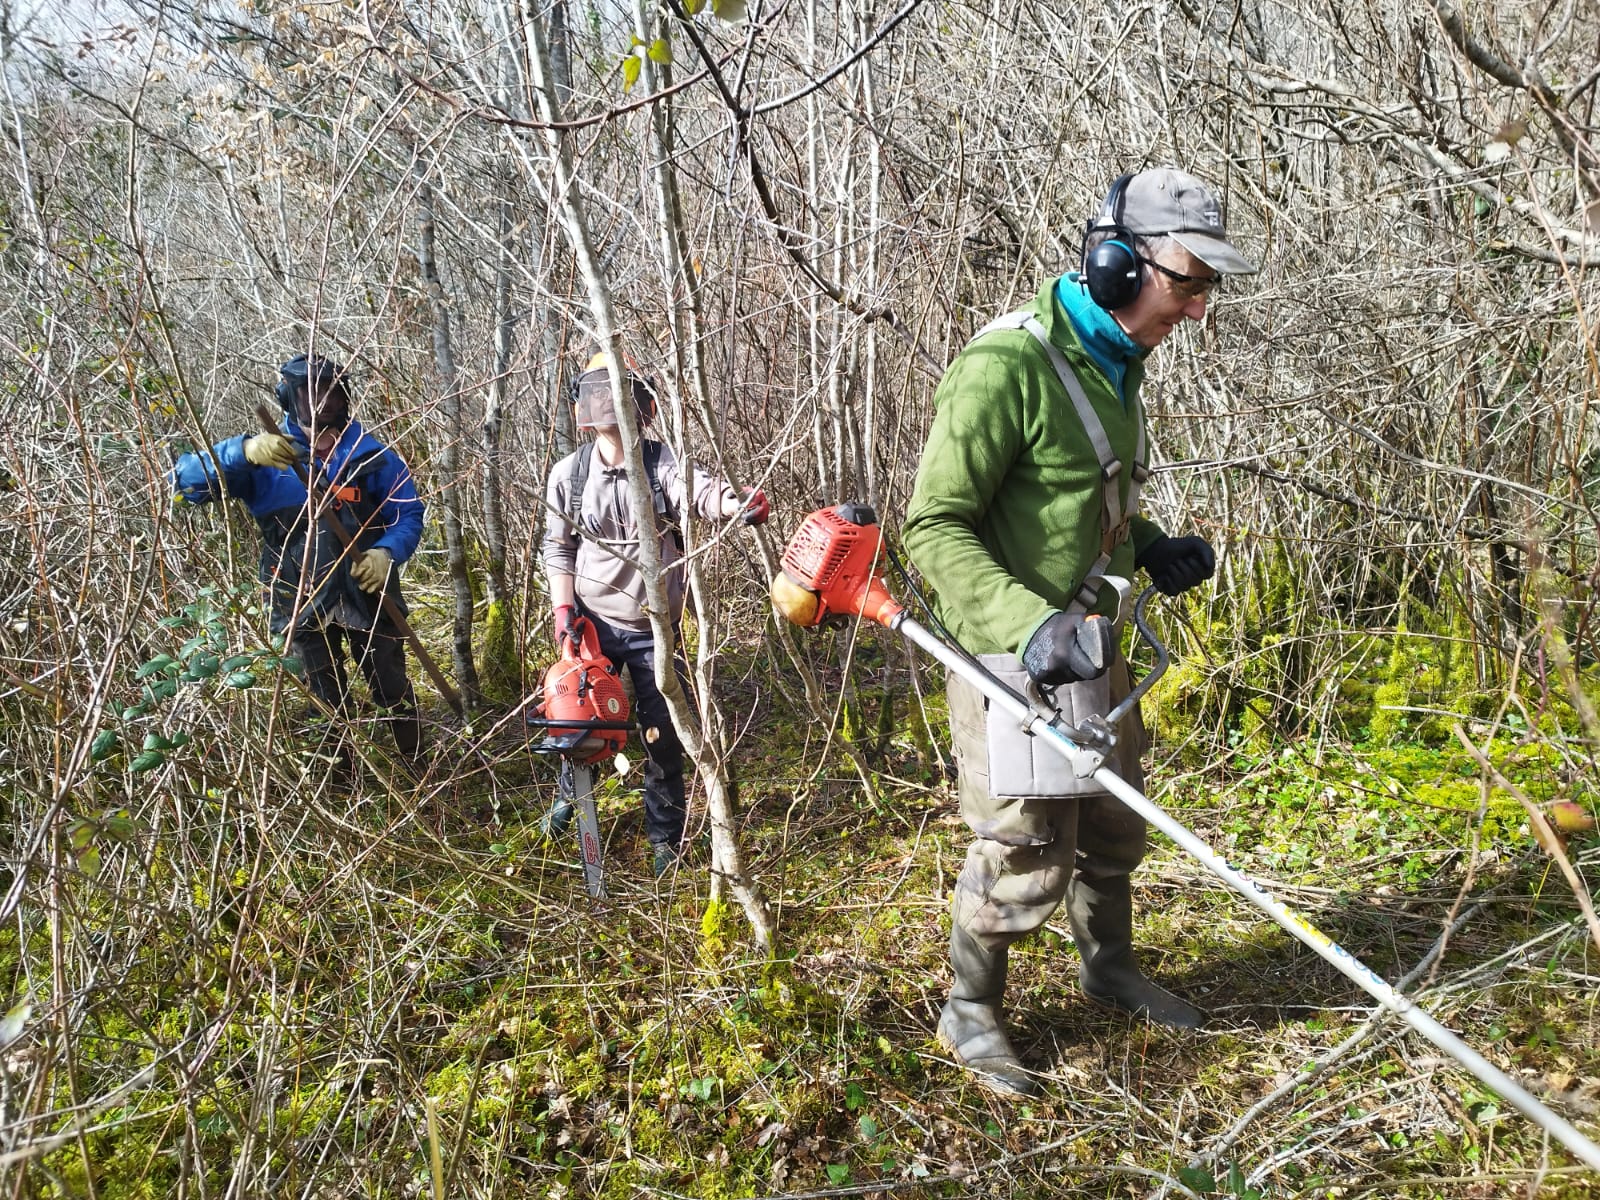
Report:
1083,173,1141,311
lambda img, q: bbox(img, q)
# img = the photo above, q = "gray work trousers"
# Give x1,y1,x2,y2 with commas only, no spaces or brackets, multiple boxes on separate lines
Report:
947,657,1149,951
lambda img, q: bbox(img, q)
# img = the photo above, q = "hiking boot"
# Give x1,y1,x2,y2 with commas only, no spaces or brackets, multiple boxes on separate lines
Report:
650,841,681,878
540,797,576,838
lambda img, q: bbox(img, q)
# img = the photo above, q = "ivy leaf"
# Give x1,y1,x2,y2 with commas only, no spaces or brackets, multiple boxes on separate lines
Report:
1178,1167,1216,1192
647,38,671,64
130,750,166,772
90,730,119,761
220,655,255,672
223,670,257,689
135,654,178,679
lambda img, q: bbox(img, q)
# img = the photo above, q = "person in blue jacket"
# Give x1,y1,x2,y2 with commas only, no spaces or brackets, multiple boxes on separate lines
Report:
171,354,427,762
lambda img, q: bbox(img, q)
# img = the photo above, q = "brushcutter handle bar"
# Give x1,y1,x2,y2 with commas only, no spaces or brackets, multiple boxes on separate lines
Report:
1102,585,1168,728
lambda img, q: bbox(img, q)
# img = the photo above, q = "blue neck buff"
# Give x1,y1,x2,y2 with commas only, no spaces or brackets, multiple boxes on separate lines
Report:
1055,272,1146,406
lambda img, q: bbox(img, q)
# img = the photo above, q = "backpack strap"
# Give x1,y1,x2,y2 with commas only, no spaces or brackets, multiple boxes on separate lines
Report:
973,311,1150,615
565,440,680,547
642,440,683,552
565,442,595,535
641,440,674,521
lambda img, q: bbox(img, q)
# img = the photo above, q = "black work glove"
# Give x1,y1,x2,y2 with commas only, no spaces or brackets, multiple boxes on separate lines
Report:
1135,534,1216,596
1021,611,1116,688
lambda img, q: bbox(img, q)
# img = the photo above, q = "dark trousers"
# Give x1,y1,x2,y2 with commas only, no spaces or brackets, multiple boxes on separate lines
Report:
581,610,687,847
291,621,422,758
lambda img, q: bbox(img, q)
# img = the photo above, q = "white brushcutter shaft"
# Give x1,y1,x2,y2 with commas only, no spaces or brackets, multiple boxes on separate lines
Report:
897,613,1600,1172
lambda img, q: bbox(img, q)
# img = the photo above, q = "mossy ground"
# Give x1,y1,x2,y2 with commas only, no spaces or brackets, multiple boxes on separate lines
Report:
6,600,1599,1199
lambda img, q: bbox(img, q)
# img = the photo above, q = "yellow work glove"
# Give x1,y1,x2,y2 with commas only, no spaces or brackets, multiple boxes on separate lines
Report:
350,547,393,593
243,433,302,470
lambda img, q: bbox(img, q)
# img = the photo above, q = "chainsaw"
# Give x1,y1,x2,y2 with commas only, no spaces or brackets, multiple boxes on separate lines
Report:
771,502,1600,1170
526,615,631,899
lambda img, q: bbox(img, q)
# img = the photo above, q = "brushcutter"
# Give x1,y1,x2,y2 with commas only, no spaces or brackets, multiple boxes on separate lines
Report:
525,615,632,899
772,502,1600,1172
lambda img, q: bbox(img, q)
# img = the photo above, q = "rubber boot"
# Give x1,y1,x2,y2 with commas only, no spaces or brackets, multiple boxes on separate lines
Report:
1066,875,1205,1029
935,926,1042,1098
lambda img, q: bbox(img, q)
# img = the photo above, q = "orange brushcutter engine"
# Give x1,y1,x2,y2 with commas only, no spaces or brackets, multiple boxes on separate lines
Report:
538,616,630,764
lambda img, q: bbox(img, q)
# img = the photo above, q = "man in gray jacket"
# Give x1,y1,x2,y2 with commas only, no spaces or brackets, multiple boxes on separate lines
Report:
541,352,767,875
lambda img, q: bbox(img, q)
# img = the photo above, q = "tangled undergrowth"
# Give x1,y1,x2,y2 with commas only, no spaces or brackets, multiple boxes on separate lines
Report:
3,604,1598,1200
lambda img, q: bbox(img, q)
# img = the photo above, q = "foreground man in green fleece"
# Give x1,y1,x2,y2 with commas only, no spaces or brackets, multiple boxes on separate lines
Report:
904,167,1257,1098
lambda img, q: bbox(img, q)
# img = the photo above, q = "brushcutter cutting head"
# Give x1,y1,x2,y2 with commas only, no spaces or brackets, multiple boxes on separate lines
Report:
771,504,905,629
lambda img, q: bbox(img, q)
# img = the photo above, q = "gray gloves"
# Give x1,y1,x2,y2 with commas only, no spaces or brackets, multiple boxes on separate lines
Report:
1021,612,1116,687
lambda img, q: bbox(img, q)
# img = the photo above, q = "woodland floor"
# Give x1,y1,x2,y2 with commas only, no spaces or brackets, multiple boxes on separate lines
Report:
7,622,1600,1200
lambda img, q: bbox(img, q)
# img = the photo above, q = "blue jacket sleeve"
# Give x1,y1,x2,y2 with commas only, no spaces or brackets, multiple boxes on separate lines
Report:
170,436,257,506
366,450,425,564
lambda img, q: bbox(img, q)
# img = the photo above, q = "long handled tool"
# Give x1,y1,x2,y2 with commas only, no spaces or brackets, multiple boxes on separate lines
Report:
772,503,1600,1172
525,615,631,899
254,405,462,717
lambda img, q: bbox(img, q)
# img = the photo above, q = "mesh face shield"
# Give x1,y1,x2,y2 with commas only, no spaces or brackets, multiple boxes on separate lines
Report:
277,355,352,435
572,367,657,430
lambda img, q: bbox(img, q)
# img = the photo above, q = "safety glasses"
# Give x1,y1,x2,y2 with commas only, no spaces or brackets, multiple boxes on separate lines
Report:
1137,254,1221,298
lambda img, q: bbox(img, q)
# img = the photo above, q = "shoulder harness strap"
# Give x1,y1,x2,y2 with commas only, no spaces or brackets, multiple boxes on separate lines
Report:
973,311,1151,614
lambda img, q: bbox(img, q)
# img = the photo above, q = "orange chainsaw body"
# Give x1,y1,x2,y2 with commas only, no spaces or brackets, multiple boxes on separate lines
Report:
540,617,630,764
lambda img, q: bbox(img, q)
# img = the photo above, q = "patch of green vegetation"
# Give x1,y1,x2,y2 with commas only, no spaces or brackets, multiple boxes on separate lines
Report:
477,595,523,703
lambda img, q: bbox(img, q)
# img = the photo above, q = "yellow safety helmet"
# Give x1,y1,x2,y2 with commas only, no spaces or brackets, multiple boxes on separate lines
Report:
571,352,658,430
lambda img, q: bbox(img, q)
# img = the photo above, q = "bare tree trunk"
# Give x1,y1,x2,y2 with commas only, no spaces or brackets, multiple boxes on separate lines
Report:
413,159,481,712
520,0,774,952
632,0,775,913
482,189,514,613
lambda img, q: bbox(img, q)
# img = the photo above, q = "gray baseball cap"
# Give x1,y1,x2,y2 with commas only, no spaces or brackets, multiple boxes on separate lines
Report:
1113,168,1257,275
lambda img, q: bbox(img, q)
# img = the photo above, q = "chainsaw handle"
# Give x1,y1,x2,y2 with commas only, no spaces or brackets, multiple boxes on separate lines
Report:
560,614,604,663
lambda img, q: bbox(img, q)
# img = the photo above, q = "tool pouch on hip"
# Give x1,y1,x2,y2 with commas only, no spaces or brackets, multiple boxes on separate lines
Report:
954,653,1115,799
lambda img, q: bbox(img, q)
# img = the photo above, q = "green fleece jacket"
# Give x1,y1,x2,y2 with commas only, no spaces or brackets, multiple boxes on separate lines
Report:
903,277,1167,657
